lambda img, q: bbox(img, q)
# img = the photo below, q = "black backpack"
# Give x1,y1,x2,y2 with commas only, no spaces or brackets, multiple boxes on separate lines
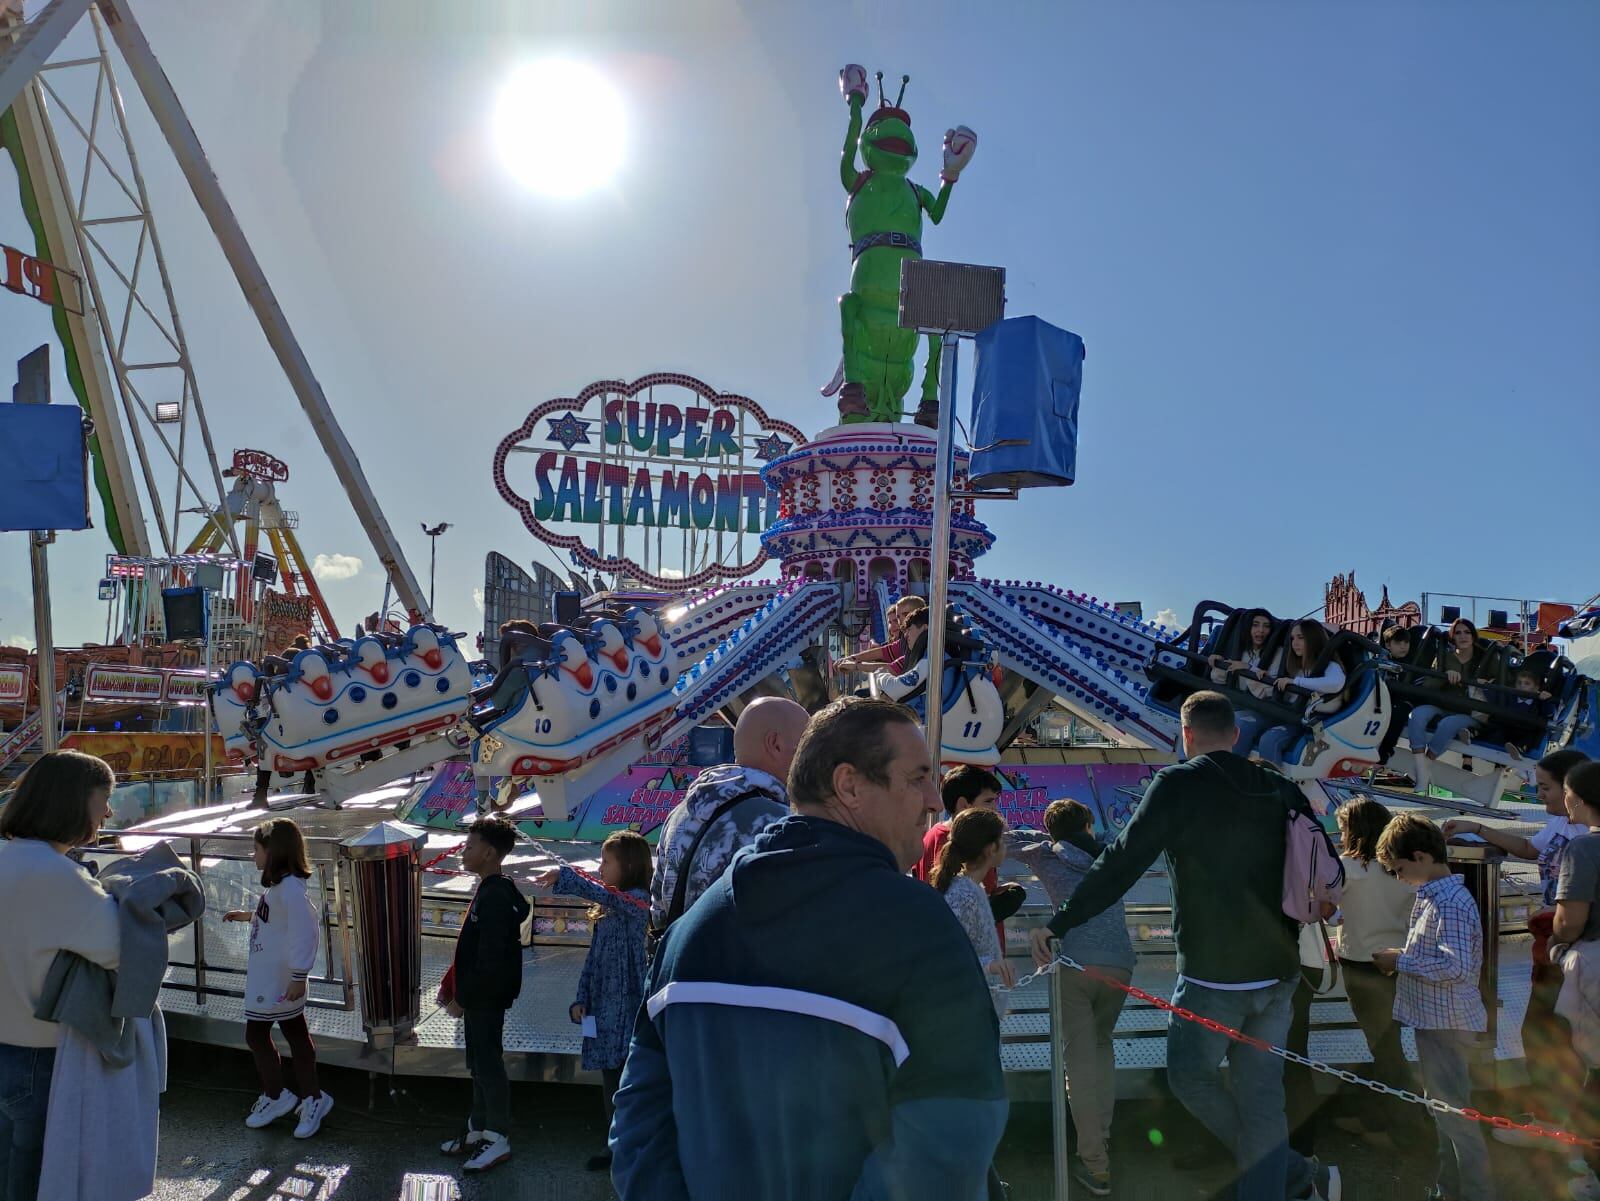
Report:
646,788,765,957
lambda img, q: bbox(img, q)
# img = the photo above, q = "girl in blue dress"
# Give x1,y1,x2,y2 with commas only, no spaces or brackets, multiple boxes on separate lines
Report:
538,831,651,1172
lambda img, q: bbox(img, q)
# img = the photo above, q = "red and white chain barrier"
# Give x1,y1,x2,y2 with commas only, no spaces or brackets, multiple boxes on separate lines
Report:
1007,953,1599,1152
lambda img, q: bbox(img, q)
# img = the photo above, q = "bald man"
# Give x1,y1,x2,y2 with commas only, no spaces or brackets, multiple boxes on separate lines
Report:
649,696,810,933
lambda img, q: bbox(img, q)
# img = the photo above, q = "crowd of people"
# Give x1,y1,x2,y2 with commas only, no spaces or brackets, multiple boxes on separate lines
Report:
3,672,1598,1200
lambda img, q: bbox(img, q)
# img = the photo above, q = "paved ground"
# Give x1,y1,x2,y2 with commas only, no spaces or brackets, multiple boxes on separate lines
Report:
153,1044,1586,1200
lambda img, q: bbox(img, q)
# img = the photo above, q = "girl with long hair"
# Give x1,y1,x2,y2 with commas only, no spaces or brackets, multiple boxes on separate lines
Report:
1255,622,1347,765
225,817,331,1138
933,808,1014,1007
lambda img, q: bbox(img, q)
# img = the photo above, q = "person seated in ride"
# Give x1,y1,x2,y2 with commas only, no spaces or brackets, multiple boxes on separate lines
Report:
835,596,927,677
1252,621,1346,766
496,620,541,671
1404,618,1496,787
1479,668,1558,758
864,606,932,698
1210,609,1277,755
1376,626,1416,765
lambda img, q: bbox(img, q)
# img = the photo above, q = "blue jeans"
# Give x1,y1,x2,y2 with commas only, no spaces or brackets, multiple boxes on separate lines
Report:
1167,977,1312,1201
1258,725,1305,767
1406,706,1478,758
0,1043,54,1201
1235,710,1268,757
1415,1028,1494,1201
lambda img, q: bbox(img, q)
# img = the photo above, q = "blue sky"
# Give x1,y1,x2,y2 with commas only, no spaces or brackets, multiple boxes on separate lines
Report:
2,0,1596,651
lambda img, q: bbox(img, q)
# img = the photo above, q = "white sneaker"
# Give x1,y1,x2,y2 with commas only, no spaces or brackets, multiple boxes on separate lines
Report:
293,1091,333,1139
462,1131,511,1173
440,1127,486,1156
244,1091,298,1129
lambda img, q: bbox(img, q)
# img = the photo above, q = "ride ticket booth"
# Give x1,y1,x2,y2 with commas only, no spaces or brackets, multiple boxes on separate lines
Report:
1445,840,1506,1051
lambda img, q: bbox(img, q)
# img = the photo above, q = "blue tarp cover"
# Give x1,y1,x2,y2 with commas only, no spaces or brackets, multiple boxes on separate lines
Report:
0,403,89,531
968,315,1083,490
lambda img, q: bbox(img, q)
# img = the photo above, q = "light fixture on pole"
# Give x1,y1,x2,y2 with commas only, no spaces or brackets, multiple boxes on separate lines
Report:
897,259,1006,767
421,522,452,618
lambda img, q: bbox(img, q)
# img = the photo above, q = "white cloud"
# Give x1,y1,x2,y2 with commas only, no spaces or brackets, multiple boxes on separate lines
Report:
311,553,364,582
5,634,34,651
1153,608,1180,633
472,586,484,612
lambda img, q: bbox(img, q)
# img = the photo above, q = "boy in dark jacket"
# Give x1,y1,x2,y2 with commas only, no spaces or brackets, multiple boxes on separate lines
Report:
437,816,530,1173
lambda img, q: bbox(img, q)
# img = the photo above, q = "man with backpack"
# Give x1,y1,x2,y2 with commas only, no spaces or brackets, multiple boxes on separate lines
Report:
648,697,810,936
1029,691,1343,1201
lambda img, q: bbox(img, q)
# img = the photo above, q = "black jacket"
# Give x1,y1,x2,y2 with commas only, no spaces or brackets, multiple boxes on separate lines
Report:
453,874,531,1011
1048,751,1300,985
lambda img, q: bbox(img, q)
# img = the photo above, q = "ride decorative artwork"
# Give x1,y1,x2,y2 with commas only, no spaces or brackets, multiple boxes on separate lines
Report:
823,65,976,427
494,373,804,591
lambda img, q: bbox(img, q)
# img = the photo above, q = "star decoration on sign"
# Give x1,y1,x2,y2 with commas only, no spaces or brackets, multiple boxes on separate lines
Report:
546,412,594,451
753,433,792,462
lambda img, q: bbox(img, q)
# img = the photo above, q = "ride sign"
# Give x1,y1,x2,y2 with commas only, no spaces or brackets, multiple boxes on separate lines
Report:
494,373,804,590
231,448,289,482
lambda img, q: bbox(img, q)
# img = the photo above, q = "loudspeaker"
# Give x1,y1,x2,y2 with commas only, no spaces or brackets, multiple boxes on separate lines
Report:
162,586,208,641
1440,605,1462,624
251,553,279,586
554,591,581,626
1488,609,1509,629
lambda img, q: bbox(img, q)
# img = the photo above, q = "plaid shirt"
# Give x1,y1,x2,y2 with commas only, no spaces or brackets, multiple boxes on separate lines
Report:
1394,874,1487,1032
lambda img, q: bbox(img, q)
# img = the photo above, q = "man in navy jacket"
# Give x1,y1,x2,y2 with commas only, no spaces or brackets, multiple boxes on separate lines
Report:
611,696,1008,1200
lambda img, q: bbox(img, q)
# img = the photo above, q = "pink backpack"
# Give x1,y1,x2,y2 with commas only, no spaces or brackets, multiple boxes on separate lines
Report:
1282,789,1345,926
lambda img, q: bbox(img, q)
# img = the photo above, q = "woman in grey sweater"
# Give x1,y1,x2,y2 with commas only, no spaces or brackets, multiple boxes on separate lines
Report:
1008,800,1134,1197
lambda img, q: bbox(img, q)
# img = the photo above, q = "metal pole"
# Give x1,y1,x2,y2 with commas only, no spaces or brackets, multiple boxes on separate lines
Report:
1048,966,1074,1200
30,531,58,752
202,590,213,804
428,535,436,616
923,331,960,767
98,1,431,620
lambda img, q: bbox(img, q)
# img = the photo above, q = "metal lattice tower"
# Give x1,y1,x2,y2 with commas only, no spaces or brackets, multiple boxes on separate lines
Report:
1,0,432,618
9,2,236,556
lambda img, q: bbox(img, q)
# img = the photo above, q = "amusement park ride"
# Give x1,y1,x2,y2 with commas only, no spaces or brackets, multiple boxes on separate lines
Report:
6,5,1599,1110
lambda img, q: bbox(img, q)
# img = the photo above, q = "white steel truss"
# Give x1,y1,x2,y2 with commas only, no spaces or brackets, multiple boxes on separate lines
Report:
16,3,236,555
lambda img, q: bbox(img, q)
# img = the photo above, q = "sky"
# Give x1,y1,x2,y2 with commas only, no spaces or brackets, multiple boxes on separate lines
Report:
2,0,1597,652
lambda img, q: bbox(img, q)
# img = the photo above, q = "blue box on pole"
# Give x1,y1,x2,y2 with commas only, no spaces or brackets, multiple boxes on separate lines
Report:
967,315,1083,490
0,403,89,530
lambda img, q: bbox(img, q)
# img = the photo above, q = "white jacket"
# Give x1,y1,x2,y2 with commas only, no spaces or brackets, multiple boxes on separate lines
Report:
244,875,319,1022
0,839,120,1047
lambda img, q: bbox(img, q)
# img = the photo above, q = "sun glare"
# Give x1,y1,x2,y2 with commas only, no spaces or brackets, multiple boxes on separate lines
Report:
492,59,626,198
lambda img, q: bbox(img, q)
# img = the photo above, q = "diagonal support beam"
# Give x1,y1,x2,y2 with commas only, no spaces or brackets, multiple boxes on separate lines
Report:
0,0,91,114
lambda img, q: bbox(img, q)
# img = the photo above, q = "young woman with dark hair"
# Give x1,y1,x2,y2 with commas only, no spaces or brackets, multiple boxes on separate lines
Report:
1213,610,1278,756
0,751,120,1200
1405,619,1495,789
1255,622,1346,766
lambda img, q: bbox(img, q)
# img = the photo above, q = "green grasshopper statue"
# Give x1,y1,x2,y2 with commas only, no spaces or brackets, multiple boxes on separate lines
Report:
823,65,976,428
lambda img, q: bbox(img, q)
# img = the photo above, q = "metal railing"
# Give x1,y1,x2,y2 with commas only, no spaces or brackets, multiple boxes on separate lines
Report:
93,830,357,1012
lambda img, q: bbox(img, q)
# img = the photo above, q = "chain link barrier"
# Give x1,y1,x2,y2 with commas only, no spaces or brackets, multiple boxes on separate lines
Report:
1002,952,1600,1152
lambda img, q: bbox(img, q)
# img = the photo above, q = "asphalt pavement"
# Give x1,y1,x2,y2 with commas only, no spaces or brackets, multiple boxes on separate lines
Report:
152,1044,1587,1200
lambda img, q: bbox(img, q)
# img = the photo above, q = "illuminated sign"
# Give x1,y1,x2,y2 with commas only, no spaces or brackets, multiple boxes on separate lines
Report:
231,448,289,482
1,243,83,314
494,373,804,590
0,664,28,704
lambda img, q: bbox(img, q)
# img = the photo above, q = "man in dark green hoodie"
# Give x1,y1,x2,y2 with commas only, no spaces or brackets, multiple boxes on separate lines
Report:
1030,691,1341,1201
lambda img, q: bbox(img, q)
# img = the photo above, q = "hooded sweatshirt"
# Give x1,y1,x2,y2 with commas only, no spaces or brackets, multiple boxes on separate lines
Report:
1047,751,1299,986
611,814,1007,1201
1007,832,1135,972
648,764,789,930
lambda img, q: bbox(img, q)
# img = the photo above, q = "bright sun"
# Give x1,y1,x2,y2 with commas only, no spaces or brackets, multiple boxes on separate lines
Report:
492,60,626,198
